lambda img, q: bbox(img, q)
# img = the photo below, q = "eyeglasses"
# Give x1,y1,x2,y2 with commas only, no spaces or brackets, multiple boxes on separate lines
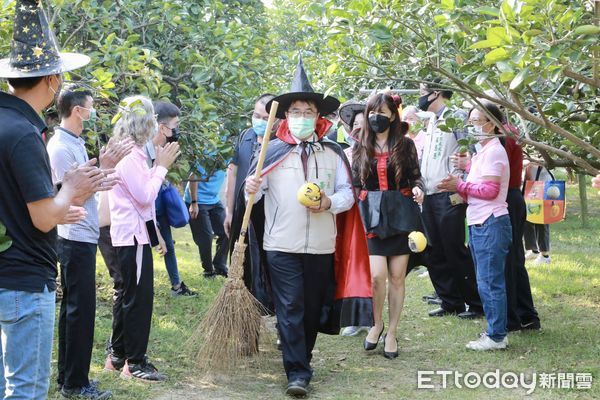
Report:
468,118,488,124
288,110,318,118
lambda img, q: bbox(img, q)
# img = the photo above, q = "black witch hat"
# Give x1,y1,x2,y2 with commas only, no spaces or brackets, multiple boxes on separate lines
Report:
338,100,366,127
0,0,89,78
266,56,340,119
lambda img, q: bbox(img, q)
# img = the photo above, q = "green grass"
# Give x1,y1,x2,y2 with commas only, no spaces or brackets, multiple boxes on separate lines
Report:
48,176,599,399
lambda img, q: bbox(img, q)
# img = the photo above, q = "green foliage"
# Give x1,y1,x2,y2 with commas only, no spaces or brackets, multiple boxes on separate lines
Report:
1,0,283,180
0,222,12,253
267,0,599,172
1,0,598,174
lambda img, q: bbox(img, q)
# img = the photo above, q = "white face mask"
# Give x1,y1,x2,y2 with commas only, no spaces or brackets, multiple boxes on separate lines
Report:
472,122,492,139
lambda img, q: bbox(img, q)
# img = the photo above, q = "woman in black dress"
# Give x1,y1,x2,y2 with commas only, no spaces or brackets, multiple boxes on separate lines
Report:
353,93,424,359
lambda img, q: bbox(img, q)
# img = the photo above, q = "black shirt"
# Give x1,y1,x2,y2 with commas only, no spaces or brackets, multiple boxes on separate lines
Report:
231,128,260,198
0,92,57,292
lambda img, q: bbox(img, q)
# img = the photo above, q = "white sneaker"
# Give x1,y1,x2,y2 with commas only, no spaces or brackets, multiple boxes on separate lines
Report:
534,254,551,265
524,250,537,260
341,326,369,337
466,333,507,351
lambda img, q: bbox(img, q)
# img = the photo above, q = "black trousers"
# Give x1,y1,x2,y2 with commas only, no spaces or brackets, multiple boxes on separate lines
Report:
112,243,154,364
523,221,550,253
188,202,229,275
98,226,124,353
57,238,97,389
422,193,482,312
266,251,335,383
505,188,540,329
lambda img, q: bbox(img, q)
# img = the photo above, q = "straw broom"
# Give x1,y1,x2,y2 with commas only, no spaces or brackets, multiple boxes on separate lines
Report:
192,101,279,369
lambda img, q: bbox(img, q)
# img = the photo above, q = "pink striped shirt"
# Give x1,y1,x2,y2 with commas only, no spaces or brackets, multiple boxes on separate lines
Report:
108,146,167,246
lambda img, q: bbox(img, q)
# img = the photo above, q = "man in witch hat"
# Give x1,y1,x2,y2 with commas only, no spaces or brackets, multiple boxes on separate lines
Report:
243,57,372,397
0,1,115,398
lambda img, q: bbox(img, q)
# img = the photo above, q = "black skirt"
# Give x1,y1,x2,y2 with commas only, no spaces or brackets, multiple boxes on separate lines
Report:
367,232,410,256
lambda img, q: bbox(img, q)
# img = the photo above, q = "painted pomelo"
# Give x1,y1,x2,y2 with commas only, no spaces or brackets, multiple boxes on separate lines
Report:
297,182,321,207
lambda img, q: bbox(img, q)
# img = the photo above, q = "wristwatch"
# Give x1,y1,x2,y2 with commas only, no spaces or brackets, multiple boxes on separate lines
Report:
191,200,198,204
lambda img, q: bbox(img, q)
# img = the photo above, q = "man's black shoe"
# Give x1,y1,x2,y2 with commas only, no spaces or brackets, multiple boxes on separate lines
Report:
286,379,308,397
521,320,541,331
214,269,228,278
457,310,484,320
422,293,438,302
427,298,442,305
428,307,459,317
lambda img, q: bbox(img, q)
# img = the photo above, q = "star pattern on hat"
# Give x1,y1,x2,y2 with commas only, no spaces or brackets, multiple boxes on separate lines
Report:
32,46,43,58
2,0,89,77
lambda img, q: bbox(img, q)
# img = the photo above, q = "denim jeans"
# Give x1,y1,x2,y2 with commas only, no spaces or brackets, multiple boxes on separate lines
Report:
0,286,55,399
157,213,180,287
469,214,512,342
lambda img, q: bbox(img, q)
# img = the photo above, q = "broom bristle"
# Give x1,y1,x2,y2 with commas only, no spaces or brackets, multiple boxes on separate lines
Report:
189,240,267,370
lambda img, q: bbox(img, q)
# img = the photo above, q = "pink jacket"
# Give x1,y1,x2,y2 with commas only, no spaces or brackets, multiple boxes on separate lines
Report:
108,146,167,246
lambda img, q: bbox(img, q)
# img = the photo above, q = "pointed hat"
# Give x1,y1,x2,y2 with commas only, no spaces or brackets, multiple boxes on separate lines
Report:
266,56,340,119
338,100,366,127
0,0,90,78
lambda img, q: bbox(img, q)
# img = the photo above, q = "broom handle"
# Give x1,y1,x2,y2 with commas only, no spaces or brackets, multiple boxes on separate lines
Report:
239,101,279,235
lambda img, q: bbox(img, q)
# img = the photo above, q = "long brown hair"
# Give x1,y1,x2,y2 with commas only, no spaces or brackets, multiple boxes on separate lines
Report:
353,93,419,188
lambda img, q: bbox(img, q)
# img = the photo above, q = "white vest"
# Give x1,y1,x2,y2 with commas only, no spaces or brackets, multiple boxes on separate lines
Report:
263,143,339,254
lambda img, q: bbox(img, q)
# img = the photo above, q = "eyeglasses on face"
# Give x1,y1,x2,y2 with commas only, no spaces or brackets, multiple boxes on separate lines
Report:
287,110,318,118
468,118,489,124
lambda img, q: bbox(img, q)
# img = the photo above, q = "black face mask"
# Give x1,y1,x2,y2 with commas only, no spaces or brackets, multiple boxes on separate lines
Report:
418,92,438,111
368,114,391,134
166,127,180,143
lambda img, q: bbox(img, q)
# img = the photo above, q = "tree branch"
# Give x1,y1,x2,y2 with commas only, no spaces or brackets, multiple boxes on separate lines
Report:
563,68,600,89
431,65,600,161
526,85,550,128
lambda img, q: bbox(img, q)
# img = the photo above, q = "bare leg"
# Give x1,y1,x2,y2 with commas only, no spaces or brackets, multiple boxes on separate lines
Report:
385,254,409,352
365,255,388,343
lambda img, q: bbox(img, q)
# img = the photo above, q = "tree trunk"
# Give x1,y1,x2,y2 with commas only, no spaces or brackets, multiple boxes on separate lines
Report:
578,173,589,228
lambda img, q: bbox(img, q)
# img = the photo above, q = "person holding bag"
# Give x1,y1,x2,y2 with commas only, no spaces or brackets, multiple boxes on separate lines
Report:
107,96,180,381
353,93,424,359
144,101,196,297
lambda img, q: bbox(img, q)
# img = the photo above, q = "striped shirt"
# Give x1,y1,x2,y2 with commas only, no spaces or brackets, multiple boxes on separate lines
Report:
47,127,100,244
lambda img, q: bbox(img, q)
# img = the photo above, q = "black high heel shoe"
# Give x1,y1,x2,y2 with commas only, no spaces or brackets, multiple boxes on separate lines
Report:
363,323,384,351
382,334,399,359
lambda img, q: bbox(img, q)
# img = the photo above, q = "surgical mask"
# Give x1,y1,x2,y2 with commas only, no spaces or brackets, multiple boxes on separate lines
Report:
471,122,492,139
252,117,268,137
166,127,180,143
48,76,62,107
83,108,97,130
288,117,316,140
341,126,355,146
80,106,96,123
368,114,390,134
418,92,438,112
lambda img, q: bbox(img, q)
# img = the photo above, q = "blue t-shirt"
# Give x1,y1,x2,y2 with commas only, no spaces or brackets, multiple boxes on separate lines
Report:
184,167,227,205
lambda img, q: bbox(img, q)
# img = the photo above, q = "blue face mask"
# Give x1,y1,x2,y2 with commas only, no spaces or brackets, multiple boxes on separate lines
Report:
288,117,316,140
252,118,268,137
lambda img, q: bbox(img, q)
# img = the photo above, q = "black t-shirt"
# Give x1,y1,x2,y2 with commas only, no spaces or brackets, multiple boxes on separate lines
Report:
0,92,57,292
231,128,260,198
